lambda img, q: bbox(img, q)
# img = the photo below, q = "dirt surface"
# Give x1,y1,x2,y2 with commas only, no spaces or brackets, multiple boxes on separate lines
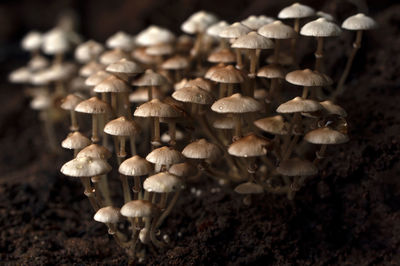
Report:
1,2,400,265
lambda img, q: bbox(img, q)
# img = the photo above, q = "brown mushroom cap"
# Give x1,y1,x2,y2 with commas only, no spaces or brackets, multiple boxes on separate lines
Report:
231,31,274,50
161,55,189,70
277,97,322,113
106,58,143,76
61,131,91,150
258,21,297,39
219,22,251,39
104,116,140,137
75,97,110,114
300,18,341,37
119,155,152,176
131,69,168,87
182,139,220,160
209,65,246,84
320,100,347,117
277,157,318,176
342,13,377,31
278,3,315,19
94,206,120,224
85,70,112,87
61,156,112,177
254,115,288,135
93,75,130,93
207,48,236,63
146,146,184,166
211,93,262,114
257,64,286,79
172,85,214,105
134,99,181,118
60,94,84,111
304,127,349,144
168,162,195,177
77,144,112,160
228,133,270,157
143,172,182,193
120,200,159,218
234,182,264,194
285,69,332,87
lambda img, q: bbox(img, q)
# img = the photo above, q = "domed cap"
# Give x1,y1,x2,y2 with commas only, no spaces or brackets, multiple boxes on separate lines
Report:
121,200,159,218
106,58,143,76
209,65,246,84
77,144,112,160
320,100,347,117
60,94,83,111
228,133,270,157
134,99,181,118
285,69,332,87
258,21,297,39
94,206,121,224
75,40,104,63
186,78,213,92
219,22,251,39
181,10,218,34
143,172,182,193
304,127,349,144
234,182,264,194
61,131,91,150
145,43,174,56
132,69,168,87
277,158,318,176
205,63,225,79
212,116,235,129
257,64,286,79
9,67,32,84
206,21,229,37
300,18,341,37
119,155,152,176
79,61,104,78
342,13,377,31
211,93,262,114
232,31,274,50
106,31,133,51
172,85,214,105
42,28,70,55
277,97,322,113
182,139,220,160
61,156,112,177
317,11,335,22
99,49,127,65
21,31,43,51
278,3,315,19
168,162,195,177
75,96,110,114
161,55,189,70
241,15,275,30
129,87,163,103
254,115,288,135
207,48,236,63
146,146,184,166
135,25,175,46
85,70,111,87
93,75,130,93
104,116,140,137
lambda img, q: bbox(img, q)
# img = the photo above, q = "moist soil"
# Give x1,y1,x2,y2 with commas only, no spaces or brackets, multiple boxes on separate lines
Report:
1,3,400,266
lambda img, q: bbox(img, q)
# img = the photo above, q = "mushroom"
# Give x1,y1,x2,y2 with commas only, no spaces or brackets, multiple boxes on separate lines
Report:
94,206,121,234
61,131,91,157
285,69,332,98
257,64,286,101
60,94,83,131
146,146,184,172
132,69,168,101
209,65,246,97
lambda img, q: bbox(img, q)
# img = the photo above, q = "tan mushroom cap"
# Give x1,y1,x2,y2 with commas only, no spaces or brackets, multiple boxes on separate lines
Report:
61,156,112,177
106,31,133,51
206,21,229,37
143,172,182,193
145,43,174,56
129,87,163,103
257,64,286,79
104,116,140,137
241,15,275,30
205,63,226,79
285,69,333,87
277,158,318,176
254,115,288,135
186,78,213,92
75,40,104,63
168,162,195,177
211,93,262,114
161,55,189,70
277,97,322,113
278,3,315,19
212,116,236,129
119,155,152,176
60,94,83,111
258,21,297,39
135,25,175,46
77,144,112,160
234,182,264,194
94,206,120,224
106,58,143,76
85,70,111,87
304,127,349,144
231,31,274,50
79,61,105,78
320,101,347,117
146,146,184,166
75,97,110,114
300,18,341,37
182,139,220,160
21,31,42,51
121,200,158,218
228,134,270,157
181,11,218,34
219,22,251,39
342,13,377,31
207,48,236,63
172,85,214,105
93,75,130,93
209,65,246,84
131,47,158,65
134,99,181,118
61,131,91,150
99,49,127,65
132,69,168,87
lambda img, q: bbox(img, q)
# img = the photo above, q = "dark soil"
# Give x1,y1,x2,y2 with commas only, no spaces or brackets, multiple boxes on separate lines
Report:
1,2,400,265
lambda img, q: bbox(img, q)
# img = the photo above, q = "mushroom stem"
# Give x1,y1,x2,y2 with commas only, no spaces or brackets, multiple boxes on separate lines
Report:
283,134,300,160
111,92,117,115
120,174,132,203
119,136,127,158
153,117,161,147
130,135,136,156
235,48,243,69
159,193,168,210
133,176,141,200
81,176,99,211
91,114,99,143
291,18,300,62
150,214,165,248
168,121,176,146
249,49,257,75
313,144,327,165
301,86,309,98
69,110,79,131
315,37,324,72
274,39,280,63
155,189,180,229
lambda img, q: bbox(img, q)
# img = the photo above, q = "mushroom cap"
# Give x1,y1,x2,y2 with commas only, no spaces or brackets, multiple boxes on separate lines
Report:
104,116,140,137
9,67,32,84
211,93,262,114
161,55,189,70
77,144,112,160
21,31,43,51
146,146,184,166
316,11,335,22
136,25,175,46
342,13,377,31
121,200,158,218
209,65,246,84
205,63,226,79
129,87,163,103
134,99,181,118
85,70,111,87
254,115,288,135
182,139,220,160
145,43,174,56
277,158,318,176
304,127,349,144
181,10,218,34
106,58,143,76
143,172,182,193
42,28,69,55
79,61,105,78
219,22,251,39
75,96,110,114
258,21,297,39
212,116,236,129
99,49,127,65
207,48,236,63
285,69,332,87
278,3,315,19
119,155,152,176
93,75,130,93
60,156,112,177
241,15,275,30
172,85,214,105
94,206,120,224
206,21,229,37
28,55,49,71
234,182,264,194
300,18,341,37
320,100,347,117
30,93,51,110
257,64,286,79
228,134,270,157
60,94,84,110
75,40,104,63
106,31,133,51
132,69,168,87
277,97,322,113
186,78,213,92
231,31,274,50
61,131,91,150
168,162,195,177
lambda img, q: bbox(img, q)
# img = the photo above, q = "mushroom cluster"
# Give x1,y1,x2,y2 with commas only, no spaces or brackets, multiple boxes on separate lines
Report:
9,3,376,263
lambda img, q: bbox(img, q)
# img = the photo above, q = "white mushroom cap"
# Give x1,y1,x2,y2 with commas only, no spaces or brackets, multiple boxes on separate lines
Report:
106,31,133,51
99,49,127,65
93,75,130,93
61,131,91,150
104,116,140,137
206,21,229,37
278,3,315,19
9,67,32,84
30,93,51,110
219,22,251,39
146,146,184,166
241,15,275,30
94,206,121,224
182,139,220,161
342,13,377,31
234,182,264,194
300,18,341,37
258,20,297,39
21,31,43,51
211,93,262,114
42,28,70,55
106,58,143,76
228,134,269,157
277,97,322,113
316,11,335,22
304,127,349,144
134,99,181,118
75,97,110,114
231,31,274,50
119,155,152,176
172,85,214,105
79,61,105,78
60,156,112,177
85,70,111,87
75,40,104,63
143,172,182,193
320,100,347,117
181,10,218,34
120,200,158,218
77,144,112,160
135,25,175,46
